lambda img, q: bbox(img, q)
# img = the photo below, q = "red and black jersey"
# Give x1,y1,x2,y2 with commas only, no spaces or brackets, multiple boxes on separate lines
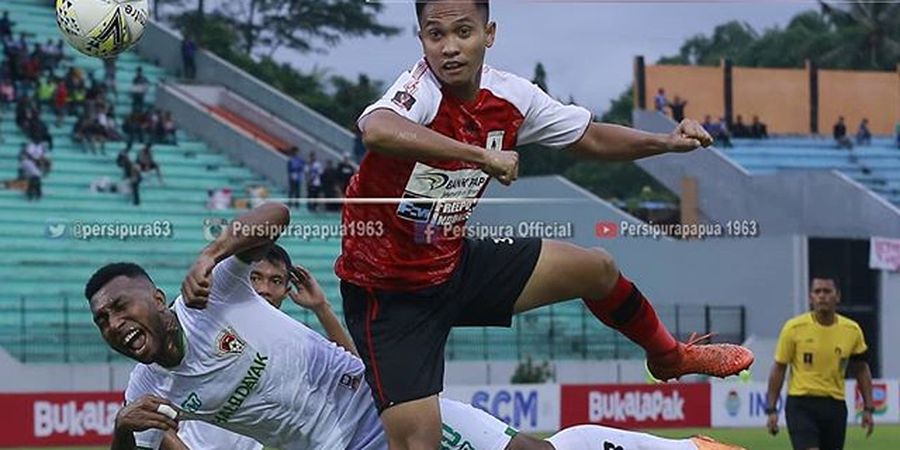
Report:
335,59,592,291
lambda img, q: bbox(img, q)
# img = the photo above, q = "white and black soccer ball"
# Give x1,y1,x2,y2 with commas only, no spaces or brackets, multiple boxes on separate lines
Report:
56,0,149,58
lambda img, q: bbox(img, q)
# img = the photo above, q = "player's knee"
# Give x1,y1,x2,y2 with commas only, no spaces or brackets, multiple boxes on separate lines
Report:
387,428,441,450
588,247,619,284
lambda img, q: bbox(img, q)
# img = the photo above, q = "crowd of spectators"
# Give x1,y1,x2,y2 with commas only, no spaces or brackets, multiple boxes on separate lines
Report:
1,9,179,204
285,147,355,213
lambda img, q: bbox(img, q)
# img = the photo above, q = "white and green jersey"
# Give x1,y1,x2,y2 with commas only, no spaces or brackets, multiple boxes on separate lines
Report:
125,257,380,450
125,257,516,450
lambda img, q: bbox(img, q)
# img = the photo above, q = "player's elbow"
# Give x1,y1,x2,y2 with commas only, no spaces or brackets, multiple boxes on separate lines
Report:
265,202,291,229
360,111,399,153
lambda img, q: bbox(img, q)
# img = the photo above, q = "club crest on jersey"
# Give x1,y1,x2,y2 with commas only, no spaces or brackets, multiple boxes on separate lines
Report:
392,90,417,111
215,327,246,356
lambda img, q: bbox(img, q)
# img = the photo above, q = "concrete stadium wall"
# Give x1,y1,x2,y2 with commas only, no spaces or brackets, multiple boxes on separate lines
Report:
643,63,899,135
881,271,900,378
645,64,723,121
156,83,290,188
733,66,810,134
633,110,900,238
819,69,900,137
136,22,354,155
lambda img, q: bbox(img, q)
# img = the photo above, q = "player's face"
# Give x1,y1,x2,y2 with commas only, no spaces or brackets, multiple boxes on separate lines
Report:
90,276,169,364
250,259,290,309
809,278,840,314
418,0,495,95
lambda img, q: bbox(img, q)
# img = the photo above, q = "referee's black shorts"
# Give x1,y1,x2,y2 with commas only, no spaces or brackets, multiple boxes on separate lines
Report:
785,395,848,450
342,237,543,413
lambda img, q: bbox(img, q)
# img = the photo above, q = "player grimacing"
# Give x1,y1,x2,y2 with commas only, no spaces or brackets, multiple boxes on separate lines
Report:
330,2,754,450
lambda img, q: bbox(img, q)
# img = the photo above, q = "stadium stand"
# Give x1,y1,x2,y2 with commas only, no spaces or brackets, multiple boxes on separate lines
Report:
0,0,345,362
727,137,900,206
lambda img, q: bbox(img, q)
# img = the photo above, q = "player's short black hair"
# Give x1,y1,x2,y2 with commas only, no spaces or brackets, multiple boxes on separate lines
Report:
810,275,841,292
415,0,489,25
263,245,293,274
84,263,154,301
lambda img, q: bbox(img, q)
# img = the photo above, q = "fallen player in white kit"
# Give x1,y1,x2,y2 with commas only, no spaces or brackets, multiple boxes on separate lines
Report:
86,204,743,450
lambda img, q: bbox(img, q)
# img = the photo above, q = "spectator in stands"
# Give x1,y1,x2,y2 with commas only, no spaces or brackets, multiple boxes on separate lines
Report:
0,76,14,110
28,113,53,151
702,115,731,148
123,110,147,148
667,95,687,123
116,146,133,179
0,11,13,40
96,103,121,142
653,88,667,113
855,118,872,146
137,143,163,184
750,115,768,139
833,116,853,149
321,160,340,212
128,160,142,206
103,56,117,98
130,66,149,112
896,121,900,149
81,111,108,155
732,115,750,138
337,152,355,195
286,146,305,209
181,35,197,80
36,74,54,108
24,137,50,174
19,152,41,201
306,151,323,213
53,77,68,127
42,39,62,72
65,67,86,115
160,111,177,144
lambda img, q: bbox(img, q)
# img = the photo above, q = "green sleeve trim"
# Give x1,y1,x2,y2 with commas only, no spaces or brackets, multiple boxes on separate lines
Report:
504,426,518,438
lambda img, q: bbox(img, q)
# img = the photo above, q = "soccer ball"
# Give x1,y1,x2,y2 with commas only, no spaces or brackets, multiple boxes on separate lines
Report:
56,0,150,58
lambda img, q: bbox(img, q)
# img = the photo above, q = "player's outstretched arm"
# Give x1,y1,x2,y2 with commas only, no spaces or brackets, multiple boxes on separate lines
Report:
288,265,359,356
568,120,713,162
361,109,519,185
182,203,290,308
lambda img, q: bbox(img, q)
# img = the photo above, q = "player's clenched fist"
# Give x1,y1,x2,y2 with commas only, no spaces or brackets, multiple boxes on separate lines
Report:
182,253,216,309
116,395,179,433
667,119,714,152
482,150,519,186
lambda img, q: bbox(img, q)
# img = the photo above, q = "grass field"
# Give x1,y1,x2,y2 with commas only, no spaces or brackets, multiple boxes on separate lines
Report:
6,425,898,450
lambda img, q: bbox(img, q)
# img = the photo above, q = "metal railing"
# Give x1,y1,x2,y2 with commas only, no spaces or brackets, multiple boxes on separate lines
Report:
0,296,745,363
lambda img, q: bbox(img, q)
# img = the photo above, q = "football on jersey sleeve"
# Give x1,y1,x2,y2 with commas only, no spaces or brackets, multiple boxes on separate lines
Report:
358,60,442,128
516,81,592,149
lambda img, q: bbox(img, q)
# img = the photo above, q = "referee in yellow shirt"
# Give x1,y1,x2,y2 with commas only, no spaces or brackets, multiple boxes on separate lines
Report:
765,276,875,450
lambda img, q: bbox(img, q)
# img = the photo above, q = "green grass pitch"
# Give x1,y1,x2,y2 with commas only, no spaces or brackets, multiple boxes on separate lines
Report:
6,425,898,450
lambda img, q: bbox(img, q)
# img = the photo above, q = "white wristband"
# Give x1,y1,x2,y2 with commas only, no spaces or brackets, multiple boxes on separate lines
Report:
156,404,178,420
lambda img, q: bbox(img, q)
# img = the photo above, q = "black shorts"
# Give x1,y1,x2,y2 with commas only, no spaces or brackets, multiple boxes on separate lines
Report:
342,237,543,412
785,395,848,450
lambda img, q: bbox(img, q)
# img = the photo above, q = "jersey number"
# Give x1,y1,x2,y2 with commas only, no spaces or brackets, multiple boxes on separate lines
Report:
604,441,625,450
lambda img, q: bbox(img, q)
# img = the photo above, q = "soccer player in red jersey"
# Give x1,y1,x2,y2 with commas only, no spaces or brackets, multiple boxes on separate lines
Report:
335,2,754,449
